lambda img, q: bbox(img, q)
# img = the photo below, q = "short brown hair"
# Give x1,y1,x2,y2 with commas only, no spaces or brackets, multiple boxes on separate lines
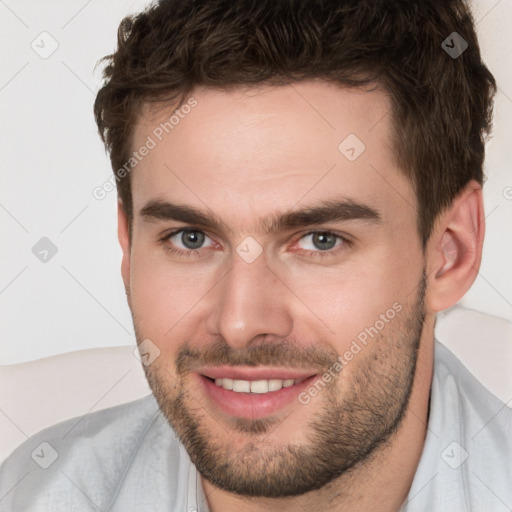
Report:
94,0,496,247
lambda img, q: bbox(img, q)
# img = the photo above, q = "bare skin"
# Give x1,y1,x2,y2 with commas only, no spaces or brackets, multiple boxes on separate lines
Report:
118,80,485,512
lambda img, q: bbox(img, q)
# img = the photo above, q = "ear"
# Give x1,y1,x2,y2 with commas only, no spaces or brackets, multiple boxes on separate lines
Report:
117,200,131,293
426,180,485,312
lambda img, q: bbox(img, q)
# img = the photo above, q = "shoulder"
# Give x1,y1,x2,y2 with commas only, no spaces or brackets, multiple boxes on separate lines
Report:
406,339,512,511
433,341,512,507
0,394,181,511
434,340,512,438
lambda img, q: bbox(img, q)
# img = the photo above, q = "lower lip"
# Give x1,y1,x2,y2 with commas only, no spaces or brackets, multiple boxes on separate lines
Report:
197,374,317,420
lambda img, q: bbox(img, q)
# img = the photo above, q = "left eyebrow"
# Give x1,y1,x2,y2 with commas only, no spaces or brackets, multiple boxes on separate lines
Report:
139,197,382,236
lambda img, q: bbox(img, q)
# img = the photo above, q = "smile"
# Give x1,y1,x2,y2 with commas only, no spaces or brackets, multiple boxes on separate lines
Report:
195,368,319,420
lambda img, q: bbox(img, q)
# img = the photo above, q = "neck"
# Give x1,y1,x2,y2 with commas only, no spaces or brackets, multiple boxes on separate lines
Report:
201,325,435,512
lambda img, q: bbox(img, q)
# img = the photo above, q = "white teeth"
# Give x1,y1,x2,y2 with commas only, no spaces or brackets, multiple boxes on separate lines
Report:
250,380,269,394
215,378,233,390
214,378,300,393
222,378,234,390
268,379,284,391
232,380,251,392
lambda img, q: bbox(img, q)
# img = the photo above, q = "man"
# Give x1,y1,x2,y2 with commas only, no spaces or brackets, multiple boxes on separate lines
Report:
1,0,510,510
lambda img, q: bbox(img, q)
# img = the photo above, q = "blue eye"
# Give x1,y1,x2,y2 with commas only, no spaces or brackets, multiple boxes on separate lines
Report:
164,229,214,255
293,231,350,259
160,228,350,259
174,230,207,250
298,231,341,252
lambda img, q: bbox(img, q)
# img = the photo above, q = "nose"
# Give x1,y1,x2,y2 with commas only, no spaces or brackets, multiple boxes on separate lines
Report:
205,250,293,350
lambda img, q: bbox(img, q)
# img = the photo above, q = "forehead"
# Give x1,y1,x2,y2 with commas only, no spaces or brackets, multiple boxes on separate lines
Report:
130,80,416,232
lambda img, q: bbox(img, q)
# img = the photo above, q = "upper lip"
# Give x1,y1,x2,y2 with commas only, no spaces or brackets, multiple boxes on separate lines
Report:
197,365,318,381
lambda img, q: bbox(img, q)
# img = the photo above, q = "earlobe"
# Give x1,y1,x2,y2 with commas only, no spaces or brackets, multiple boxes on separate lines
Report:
117,200,131,291
426,181,485,312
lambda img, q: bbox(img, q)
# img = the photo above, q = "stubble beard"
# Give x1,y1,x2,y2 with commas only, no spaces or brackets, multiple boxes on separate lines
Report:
137,273,426,498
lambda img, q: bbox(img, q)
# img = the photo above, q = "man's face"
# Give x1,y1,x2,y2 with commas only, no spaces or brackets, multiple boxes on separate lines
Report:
123,81,427,497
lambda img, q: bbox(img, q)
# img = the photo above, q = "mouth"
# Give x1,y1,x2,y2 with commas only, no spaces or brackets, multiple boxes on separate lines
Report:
195,366,319,420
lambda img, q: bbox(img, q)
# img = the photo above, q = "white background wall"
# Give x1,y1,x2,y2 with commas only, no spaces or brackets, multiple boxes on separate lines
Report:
1,0,511,364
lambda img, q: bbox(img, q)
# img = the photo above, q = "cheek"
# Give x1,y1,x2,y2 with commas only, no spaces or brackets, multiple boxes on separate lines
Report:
128,247,213,344
281,249,418,350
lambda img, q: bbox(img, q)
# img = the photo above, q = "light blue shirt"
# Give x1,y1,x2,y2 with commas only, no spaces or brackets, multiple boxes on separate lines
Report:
1,341,511,511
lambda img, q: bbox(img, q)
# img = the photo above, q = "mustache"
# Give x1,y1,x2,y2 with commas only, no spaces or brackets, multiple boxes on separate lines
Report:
175,338,339,375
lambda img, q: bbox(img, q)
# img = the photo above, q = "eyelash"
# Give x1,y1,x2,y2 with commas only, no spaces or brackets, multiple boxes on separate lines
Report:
159,228,352,259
